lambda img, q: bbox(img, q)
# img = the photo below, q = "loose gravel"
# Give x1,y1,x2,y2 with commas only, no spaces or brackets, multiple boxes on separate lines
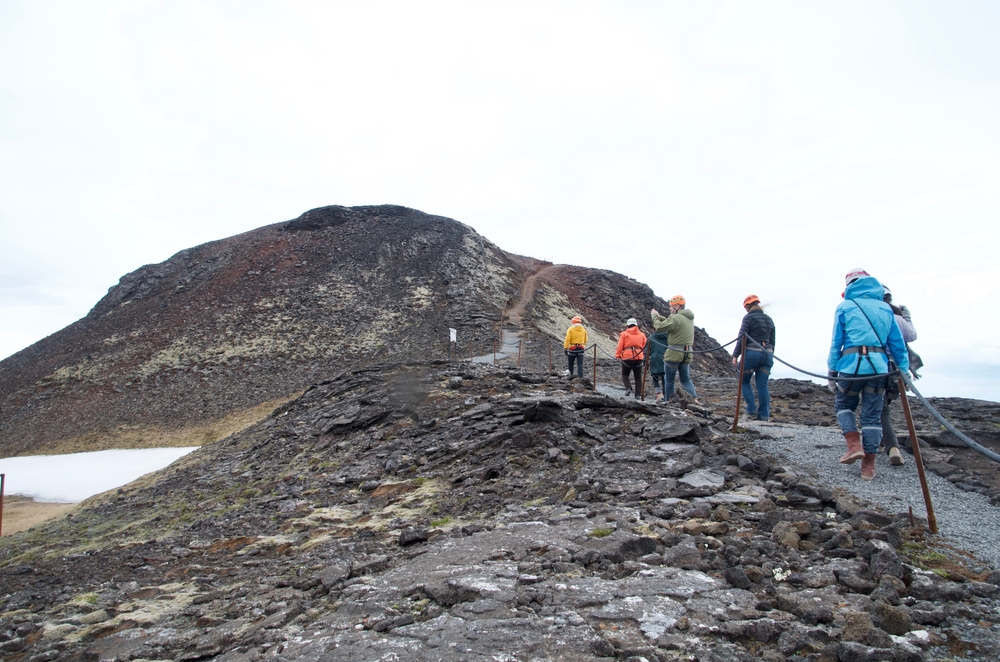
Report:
748,420,1000,572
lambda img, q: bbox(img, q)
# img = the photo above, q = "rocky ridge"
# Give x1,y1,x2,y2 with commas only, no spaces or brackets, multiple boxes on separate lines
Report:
2,361,999,661
0,205,728,458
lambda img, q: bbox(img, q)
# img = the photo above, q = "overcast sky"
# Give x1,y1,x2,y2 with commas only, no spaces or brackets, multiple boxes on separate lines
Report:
2,1,999,401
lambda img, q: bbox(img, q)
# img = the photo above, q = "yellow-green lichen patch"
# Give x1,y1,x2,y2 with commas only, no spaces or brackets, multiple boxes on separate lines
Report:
533,284,616,355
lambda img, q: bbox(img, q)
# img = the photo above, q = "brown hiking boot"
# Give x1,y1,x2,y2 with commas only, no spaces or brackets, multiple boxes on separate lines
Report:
888,447,905,466
839,431,865,464
861,453,876,480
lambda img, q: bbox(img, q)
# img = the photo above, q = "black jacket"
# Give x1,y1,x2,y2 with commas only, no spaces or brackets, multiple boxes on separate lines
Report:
734,309,775,358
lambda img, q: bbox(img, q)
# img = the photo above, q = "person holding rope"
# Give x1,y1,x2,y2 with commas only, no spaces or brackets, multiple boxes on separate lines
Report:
828,268,909,481
652,295,698,404
732,294,775,421
615,318,646,398
647,319,669,404
563,315,588,379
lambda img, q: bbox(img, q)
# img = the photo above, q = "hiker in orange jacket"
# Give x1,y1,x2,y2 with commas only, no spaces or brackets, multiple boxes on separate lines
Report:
615,318,647,398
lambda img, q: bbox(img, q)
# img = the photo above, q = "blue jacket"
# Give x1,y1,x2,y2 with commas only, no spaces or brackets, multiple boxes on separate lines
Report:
828,276,910,375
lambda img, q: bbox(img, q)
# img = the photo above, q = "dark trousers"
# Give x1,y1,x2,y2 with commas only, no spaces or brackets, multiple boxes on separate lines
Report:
880,391,900,451
567,350,584,378
621,359,642,394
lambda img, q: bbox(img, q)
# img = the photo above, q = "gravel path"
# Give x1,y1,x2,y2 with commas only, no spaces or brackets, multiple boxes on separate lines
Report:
747,421,1000,572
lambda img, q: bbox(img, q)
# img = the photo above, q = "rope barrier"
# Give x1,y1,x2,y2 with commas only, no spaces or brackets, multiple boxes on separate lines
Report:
646,335,741,355
743,336,902,383
737,336,1000,465
469,314,999,467
899,372,1000,465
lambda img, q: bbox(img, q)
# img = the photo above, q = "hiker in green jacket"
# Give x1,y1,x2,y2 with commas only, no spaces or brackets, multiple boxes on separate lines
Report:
651,295,698,403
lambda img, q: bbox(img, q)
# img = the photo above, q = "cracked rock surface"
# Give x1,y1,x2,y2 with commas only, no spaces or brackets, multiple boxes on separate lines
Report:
2,361,999,661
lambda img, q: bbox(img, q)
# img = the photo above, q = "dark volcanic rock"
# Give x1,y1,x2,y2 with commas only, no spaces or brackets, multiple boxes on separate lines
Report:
0,205,733,457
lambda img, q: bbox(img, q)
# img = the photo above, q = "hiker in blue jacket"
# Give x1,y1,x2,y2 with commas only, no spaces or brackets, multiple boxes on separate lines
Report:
827,268,910,481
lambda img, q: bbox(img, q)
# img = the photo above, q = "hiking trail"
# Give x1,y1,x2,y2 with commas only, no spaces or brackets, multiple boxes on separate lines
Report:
472,264,557,364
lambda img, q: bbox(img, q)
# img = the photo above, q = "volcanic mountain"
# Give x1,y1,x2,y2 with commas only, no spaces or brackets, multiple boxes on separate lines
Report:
0,205,729,458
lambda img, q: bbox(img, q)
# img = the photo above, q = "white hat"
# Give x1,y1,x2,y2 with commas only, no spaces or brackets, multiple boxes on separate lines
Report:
626,318,637,327
845,267,869,287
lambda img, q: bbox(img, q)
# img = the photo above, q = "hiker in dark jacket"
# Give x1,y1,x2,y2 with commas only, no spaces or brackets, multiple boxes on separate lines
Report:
647,325,669,404
732,295,775,421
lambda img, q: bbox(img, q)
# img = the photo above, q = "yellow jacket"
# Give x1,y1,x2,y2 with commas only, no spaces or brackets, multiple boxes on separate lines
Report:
563,323,588,349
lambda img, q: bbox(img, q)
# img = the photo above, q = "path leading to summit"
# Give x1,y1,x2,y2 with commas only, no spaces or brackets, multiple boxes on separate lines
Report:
473,264,557,364
505,264,557,329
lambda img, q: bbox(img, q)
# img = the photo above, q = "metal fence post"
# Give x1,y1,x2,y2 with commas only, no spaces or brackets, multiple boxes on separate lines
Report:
731,338,747,433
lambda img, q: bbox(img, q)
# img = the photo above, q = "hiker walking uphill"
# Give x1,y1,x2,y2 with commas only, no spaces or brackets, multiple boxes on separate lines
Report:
563,315,588,379
651,295,698,403
615,318,647,398
732,295,775,421
878,285,919,466
828,269,910,481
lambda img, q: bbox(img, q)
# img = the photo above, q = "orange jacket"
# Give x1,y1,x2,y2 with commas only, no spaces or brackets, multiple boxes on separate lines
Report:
615,326,647,361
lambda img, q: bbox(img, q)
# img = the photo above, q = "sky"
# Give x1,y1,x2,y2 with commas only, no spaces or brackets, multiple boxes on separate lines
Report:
0,447,197,502
1,1,999,401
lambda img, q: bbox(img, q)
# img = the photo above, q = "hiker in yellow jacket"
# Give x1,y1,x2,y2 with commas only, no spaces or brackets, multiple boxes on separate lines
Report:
563,315,588,379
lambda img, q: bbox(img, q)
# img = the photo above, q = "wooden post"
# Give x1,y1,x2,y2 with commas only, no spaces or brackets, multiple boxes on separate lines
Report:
899,377,938,534
517,340,522,367
0,473,5,538
731,339,747,433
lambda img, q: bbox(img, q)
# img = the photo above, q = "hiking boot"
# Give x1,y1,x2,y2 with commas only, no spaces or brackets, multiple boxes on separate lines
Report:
654,393,663,404
624,389,632,397
839,431,864,464
861,453,877,480
888,447,905,466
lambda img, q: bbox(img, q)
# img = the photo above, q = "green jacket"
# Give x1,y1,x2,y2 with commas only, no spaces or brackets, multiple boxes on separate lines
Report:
651,309,695,364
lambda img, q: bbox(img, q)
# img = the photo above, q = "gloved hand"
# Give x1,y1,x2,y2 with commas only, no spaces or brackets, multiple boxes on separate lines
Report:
827,371,838,394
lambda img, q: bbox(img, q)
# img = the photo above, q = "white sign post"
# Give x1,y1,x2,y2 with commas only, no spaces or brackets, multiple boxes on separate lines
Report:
449,328,457,361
